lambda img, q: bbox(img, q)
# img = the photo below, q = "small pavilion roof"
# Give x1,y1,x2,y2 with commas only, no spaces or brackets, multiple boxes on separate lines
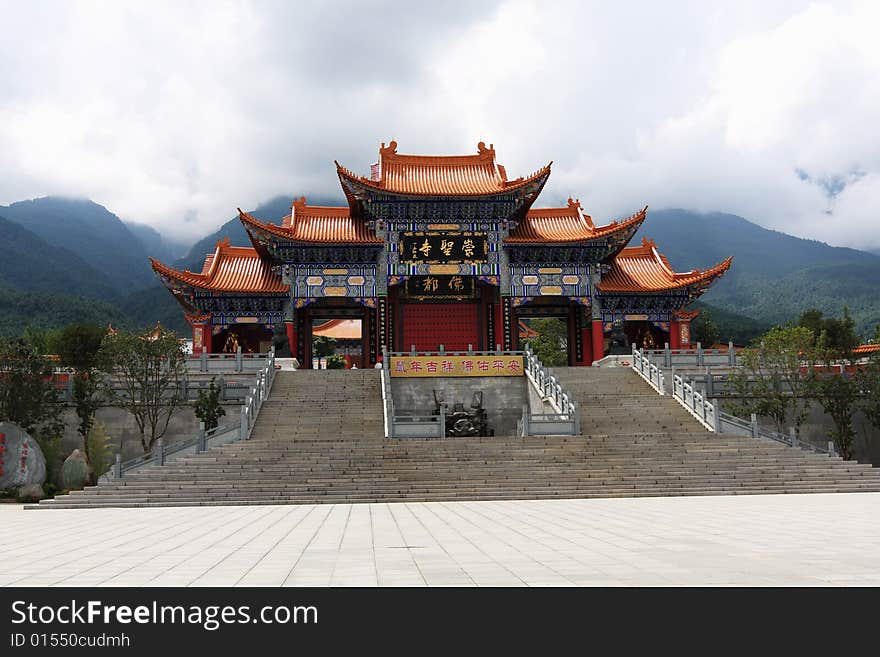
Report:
506,201,647,244
854,343,880,356
600,238,733,293
335,140,551,196
239,201,382,244
150,239,288,294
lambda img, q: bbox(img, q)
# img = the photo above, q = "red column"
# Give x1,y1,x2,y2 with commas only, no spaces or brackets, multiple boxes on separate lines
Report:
669,320,681,350
285,320,297,359
591,319,605,364
204,324,212,354
581,326,593,365
494,297,504,351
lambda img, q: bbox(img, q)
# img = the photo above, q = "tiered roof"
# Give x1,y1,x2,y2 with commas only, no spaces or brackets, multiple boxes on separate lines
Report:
149,142,732,302
240,199,382,244
150,239,288,293
506,199,647,244
336,141,551,196
599,238,732,293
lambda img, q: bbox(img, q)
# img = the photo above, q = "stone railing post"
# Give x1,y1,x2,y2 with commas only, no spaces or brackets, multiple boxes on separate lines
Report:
696,342,704,367
200,351,208,372
235,346,243,373
439,405,446,438
750,413,758,440
240,405,248,439
664,342,671,367
712,403,721,434
155,438,165,466
728,341,735,366
114,453,122,479
828,441,835,457
197,421,206,453
789,427,798,448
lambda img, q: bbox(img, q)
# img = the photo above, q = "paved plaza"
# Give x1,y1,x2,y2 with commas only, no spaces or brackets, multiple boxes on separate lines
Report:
2,493,879,586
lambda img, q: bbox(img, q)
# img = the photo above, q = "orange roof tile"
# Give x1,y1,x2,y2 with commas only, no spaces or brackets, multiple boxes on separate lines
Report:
336,140,551,196
240,201,382,244
600,238,732,293
854,343,880,355
313,319,362,340
150,241,288,294
506,201,647,244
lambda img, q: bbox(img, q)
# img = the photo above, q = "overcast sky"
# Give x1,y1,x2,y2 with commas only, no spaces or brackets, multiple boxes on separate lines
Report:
1,0,878,249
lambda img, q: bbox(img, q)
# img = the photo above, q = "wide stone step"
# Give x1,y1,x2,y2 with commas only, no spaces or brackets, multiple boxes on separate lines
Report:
36,367,880,509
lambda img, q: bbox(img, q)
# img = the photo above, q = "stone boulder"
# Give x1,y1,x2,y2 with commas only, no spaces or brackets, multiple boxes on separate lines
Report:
62,449,90,490
0,422,46,489
16,483,45,502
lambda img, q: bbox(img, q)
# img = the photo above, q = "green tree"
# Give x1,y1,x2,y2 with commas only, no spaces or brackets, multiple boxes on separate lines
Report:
522,318,568,367
53,324,109,469
86,421,113,479
857,353,880,449
100,327,187,454
798,307,858,357
810,369,859,460
312,336,337,358
194,377,226,431
0,337,64,441
693,310,720,347
727,326,816,433
326,354,347,369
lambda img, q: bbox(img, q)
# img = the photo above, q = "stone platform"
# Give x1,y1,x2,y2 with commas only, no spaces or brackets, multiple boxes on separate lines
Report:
3,493,879,586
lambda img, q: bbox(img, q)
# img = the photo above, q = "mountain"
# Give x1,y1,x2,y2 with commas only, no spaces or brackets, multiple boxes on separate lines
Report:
0,197,156,292
177,194,343,270
634,209,880,336
126,221,188,264
0,215,117,299
117,285,189,335
0,283,130,336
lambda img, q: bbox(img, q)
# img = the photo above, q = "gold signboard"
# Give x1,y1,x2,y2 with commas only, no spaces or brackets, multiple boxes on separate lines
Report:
403,275,475,299
390,355,524,377
400,232,489,264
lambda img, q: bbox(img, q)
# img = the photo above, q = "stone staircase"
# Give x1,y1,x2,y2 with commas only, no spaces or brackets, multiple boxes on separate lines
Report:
35,367,880,508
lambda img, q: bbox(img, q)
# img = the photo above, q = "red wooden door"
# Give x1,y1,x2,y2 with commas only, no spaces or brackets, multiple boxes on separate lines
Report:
401,302,480,351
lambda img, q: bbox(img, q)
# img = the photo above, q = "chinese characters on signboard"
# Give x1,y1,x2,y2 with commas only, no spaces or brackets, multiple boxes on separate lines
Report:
389,355,524,377
400,232,489,264
403,275,476,299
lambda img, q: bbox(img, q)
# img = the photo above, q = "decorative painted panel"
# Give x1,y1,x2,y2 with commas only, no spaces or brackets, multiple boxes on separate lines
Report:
509,264,596,299
284,264,379,298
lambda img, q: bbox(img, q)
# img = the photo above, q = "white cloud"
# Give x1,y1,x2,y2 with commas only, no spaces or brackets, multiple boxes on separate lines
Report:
0,0,877,250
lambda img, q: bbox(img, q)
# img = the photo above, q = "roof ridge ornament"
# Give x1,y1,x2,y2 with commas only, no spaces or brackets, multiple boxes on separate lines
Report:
641,237,656,249
380,140,398,157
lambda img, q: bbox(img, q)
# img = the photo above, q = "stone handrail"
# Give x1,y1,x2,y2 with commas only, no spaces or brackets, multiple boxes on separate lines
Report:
631,345,832,456
640,342,739,368
520,345,579,436
104,348,277,481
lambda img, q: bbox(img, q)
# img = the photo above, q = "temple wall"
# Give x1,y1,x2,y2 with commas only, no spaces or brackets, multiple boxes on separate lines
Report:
57,403,240,471
390,376,525,436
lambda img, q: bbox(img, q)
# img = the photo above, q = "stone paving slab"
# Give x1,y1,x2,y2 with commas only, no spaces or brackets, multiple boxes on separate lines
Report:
2,492,879,587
